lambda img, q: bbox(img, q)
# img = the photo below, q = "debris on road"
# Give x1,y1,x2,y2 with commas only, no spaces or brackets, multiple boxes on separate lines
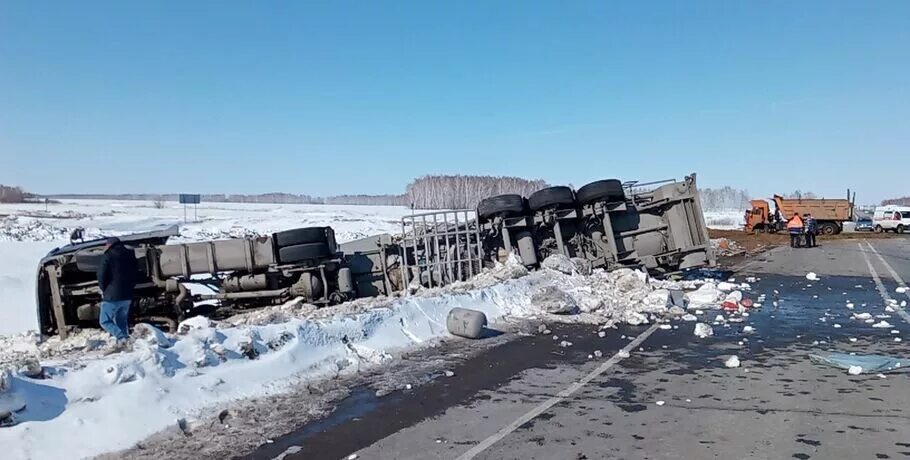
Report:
681,314,697,322
742,325,755,334
848,366,863,375
694,323,714,338
897,287,908,294
810,353,906,374
655,400,666,406
873,321,893,328
806,272,819,281
852,312,872,320
725,355,741,368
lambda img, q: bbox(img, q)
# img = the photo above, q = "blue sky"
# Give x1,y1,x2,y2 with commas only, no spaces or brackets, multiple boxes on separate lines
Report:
1,1,908,202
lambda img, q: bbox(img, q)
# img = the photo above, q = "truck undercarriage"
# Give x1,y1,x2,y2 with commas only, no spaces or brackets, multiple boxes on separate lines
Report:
36,174,715,338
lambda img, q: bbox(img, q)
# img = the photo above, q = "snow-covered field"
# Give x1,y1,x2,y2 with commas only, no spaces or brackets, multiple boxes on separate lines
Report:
703,209,745,230
0,199,738,459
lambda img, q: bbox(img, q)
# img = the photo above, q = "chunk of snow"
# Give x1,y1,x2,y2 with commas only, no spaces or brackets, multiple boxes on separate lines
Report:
742,326,755,334
655,400,665,406
694,323,714,338
714,314,726,323
833,324,842,328
873,321,893,328
848,366,863,375
617,350,631,359
594,350,603,358
444,371,455,377
717,282,736,292
686,283,722,306
846,303,855,309
885,306,895,312
897,287,908,294
806,272,819,281
681,314,698,322
896,338,903,343
659,324,672,330
849,338,858,342
725,355,741,368
598,331,606,338
852,312,872,320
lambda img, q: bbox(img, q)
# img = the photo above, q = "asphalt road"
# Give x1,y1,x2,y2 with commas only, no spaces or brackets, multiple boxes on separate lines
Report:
249,236,910,460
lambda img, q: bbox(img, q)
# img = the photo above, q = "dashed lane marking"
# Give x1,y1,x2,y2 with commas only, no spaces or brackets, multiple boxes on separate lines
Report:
454,322,661,460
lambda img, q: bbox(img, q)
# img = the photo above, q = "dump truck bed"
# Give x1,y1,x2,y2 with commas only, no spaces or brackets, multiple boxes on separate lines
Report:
773,195,853,221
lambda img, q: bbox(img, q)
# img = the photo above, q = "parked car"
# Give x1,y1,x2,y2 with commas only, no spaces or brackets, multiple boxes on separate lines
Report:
855,218,874,232
873,205,910,233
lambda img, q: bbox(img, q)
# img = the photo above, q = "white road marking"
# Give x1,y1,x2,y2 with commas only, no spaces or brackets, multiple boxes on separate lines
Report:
859,241,910,325
865,241,909,290
454,322,661,460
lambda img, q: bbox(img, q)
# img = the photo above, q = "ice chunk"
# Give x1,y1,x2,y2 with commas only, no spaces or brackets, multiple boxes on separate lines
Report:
532,286,578,315
655,400,665,406
833,324,842,328
848,366,863,375
686,283,722,306
714,314,725,323
742,325,755,334
846,303,855,309
659,324,672,330
681,314,698,322
541,254,576,275
873,321,893,328
806,272,819,281
852,312,872,320
694,323,714,338
717,282,736,292
725,355,741,368
897,287,908,294
725,291,743,303
886,306,895,312
617,350,631,359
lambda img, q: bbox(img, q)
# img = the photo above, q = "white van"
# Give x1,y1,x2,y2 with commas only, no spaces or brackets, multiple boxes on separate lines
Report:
873,205,910,233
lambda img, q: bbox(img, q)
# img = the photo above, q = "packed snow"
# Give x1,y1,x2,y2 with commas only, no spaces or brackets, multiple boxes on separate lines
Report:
703,210,745,230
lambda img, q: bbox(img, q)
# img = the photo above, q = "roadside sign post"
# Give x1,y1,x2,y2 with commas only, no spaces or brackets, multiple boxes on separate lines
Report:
179,194,201,223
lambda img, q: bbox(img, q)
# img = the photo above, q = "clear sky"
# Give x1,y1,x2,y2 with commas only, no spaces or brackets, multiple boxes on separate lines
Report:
1,1,907,203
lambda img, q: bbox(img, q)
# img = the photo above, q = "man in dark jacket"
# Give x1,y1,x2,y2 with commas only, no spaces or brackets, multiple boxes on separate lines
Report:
96,237,137,348
804,213,818,248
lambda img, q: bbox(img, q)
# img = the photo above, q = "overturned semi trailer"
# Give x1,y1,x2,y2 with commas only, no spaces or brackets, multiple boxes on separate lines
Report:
35,173,714,337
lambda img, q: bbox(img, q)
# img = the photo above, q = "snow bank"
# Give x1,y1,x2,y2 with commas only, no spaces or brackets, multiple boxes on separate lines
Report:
0,256,681,459
0,242,62,335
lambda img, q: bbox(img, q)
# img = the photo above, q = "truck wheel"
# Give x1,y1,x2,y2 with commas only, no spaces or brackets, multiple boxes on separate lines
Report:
274,227,329,247
875,225,884,233
278,242,332,264
477,194,527,220
576,179,625,205
528,186,575,211
899,225,906,234
818,223,838,235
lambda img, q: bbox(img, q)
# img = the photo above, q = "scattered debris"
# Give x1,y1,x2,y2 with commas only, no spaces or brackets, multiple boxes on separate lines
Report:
873,321,893,329
725,355,741,368
810,353,905,374
848,366,863,375
594,350,603,358
742,325,755,334
694,323,714,339
681,314,698,322
617,350,631,359
806,272,819,281
655,400,666,406
897,287,908,294
444,371,455,377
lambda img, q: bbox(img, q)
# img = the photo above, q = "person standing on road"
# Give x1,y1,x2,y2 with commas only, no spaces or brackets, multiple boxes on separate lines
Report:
96,237,137,350
786,213,804,248
804,213,818,248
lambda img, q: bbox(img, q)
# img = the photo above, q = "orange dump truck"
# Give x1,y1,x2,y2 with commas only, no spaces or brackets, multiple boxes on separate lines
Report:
744,194,855,235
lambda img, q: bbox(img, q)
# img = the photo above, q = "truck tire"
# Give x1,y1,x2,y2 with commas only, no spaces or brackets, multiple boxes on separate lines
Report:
528,186,576,211
277,242,332,264
875,225,884,233
818,222,839,235
576,179,625,205
274,227,329,248
899,225,906,234
477,194,527,220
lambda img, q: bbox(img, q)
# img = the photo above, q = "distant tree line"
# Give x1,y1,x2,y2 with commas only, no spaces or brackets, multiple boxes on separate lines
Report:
405,175,548,209
28,179,755,212
0,185,30,203
882,196,910,206
698,186,751,211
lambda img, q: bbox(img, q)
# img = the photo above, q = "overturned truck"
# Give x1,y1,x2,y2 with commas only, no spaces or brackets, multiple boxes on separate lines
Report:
36,174,714,337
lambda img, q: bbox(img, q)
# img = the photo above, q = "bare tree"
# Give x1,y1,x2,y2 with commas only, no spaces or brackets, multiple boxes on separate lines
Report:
152,196,166,209
404,175,548,209
0,185,27,203
698,186,752,211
